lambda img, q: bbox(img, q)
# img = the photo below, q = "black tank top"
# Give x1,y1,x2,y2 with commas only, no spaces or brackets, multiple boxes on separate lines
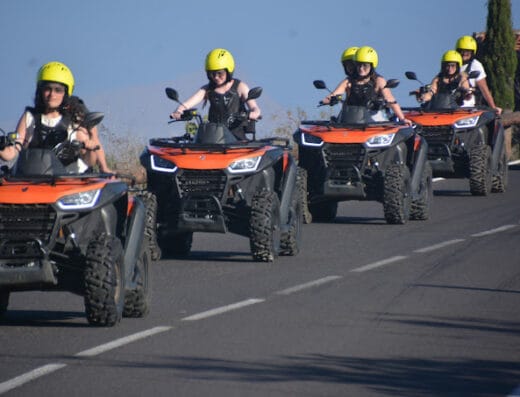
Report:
26,108,70,149
346,77,378,107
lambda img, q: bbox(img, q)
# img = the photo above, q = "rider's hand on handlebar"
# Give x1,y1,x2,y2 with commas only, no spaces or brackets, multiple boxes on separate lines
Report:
248,108,261,121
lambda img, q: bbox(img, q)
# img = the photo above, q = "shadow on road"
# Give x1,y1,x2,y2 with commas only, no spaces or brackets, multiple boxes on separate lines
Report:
0,310,88,327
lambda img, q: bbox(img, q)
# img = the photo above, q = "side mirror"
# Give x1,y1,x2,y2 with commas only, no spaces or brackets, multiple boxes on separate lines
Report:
247,87,263,101
385,79,400,89
313,80,327,90
405,71,418,81
82,112,104,129
165,87,179,102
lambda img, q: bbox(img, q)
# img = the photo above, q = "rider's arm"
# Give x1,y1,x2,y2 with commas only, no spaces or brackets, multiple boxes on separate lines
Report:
475,77,502,114
378,77,411,125
322,79,347,104
238,81,261,120
170,88,207,120
421,77,438,102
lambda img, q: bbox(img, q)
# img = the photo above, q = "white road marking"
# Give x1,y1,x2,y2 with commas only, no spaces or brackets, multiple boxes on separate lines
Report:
413,239,466,254
350,255,408,273
275,276,343,295
182,299,265,321
0,363,66,395
75,326,172,357
471,224,517,238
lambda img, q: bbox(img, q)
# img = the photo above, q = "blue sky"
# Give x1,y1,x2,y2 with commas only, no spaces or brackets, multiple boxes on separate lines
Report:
0,0,518,140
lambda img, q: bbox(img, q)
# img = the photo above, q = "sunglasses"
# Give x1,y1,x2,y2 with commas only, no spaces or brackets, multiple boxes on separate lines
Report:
209,70,227,78
42,84,66,94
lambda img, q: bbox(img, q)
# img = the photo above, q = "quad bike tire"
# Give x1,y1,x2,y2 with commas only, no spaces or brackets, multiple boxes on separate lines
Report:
469,145,492,196
280,171,303,256
0,290,9,319
298,168,313,224
383,164,411,225
123,243,151,318
309,201,338,223
84,234,125,326
135,191,161,261
410,162,433,221
491,148,508,193
159,232,193,258
250,190,281,262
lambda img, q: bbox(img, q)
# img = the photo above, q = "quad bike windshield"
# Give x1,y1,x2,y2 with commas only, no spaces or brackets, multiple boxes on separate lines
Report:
302,105,398,129
423,92,463,112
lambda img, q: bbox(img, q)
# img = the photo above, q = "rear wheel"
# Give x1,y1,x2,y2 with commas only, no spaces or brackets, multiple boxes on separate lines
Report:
309,201,338,222
383,164,411,224
410,162,433,221
469,145,492,196
298,168,313,224
135,191,161,261
491,147,508,193
0,290,9,319
123,243,151,318
280,174,303,256
250,190,281,262
159,231,193,258
84,234,125,326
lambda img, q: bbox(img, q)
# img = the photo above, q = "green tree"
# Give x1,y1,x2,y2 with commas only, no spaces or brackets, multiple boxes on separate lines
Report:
480,0,517,109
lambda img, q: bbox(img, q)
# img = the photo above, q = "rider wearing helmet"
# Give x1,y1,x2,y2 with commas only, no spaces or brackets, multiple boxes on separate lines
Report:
341,46,359,78
1,61,110,172
323,46,412,125
171,48,261,140
455,35,501,114
419,50,472,107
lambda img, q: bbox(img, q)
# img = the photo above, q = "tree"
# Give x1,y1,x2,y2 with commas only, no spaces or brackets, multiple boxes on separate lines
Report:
480,0,517,110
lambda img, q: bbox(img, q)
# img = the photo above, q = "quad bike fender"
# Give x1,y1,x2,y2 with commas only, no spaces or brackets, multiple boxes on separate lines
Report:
123,196,146,289
409,136,429,201
278,156,298,227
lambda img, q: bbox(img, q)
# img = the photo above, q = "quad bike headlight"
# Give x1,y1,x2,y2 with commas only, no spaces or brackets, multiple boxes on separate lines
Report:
228,156,262,174
454,116,480,129
301,132,324,147
151,155,177,173
365,133,395,147
57,189,101,210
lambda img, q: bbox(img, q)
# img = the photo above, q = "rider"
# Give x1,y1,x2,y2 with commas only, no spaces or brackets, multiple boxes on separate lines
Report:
455,35,502,114
170,48,261,140
340,46,359,79
0,61,110,172
322,46,412,125
418,50,472,107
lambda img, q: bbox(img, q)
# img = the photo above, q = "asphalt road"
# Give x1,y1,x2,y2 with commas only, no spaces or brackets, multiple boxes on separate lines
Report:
1,165,520,397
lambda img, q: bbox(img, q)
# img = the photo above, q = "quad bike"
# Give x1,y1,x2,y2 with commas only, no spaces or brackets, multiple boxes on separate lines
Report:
0,113,151,326
139,86,303,262
293,79,432,224
404,71,508,195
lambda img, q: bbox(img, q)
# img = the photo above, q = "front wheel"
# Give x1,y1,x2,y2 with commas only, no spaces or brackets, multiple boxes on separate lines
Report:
159,232,193,258
383,164,411,224
298,168,313,224
309,201,338,223
250,190,281,262
135,191,161,261
84,234,125,327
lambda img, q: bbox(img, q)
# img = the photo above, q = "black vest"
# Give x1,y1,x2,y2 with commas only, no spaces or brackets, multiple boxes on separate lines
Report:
346,77,378,107
207,79,246,124
26,108,70,149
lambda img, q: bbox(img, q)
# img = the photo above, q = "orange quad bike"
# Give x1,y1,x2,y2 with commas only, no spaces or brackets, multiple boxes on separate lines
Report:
293,79,432,224
0,113,151,326
139,87,303,262
404,71,508,195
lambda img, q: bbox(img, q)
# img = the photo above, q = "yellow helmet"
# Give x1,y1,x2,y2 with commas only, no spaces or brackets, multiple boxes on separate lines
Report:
455,35,477,53
354,46,378,69
37,61,75,96
441,50,463,66
341,46,359,63
205,48,235,74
